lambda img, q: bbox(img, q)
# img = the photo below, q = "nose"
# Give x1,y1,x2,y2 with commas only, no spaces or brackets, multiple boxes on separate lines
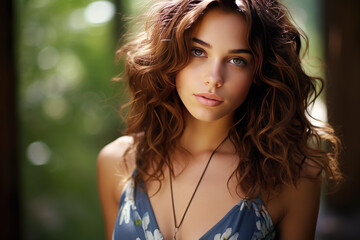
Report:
204,60,224,90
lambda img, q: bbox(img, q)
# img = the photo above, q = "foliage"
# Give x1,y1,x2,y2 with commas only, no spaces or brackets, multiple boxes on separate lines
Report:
16,0,127,239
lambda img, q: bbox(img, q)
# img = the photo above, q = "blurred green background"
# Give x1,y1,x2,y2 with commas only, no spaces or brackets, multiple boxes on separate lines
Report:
15,0,326,239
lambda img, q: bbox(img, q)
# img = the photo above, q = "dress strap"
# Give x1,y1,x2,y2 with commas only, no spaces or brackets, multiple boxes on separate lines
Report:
253,191,266,206
131,168,138,177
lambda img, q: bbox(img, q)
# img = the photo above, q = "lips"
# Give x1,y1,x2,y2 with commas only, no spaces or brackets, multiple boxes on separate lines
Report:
194,93,224,107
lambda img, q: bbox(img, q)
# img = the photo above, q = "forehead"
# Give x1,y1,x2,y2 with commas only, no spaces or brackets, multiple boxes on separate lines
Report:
191,8,249,47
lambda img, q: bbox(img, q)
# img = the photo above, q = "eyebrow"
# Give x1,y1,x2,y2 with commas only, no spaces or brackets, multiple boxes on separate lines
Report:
192,37,253,55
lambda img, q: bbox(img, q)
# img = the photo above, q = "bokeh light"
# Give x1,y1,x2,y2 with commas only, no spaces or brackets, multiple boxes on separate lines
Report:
84,1,115,24
37,46,59,70
27,141,52,166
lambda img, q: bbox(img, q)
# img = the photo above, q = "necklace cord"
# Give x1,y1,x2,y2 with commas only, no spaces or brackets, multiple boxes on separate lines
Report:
169,135,229,234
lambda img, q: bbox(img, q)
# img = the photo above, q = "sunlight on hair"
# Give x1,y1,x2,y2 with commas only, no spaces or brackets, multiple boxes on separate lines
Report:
128,0,147,15
84,1,115,24
235,0,245,8
290,7,307,31
27,141,51,166
307,99,328,128
283,1,308,32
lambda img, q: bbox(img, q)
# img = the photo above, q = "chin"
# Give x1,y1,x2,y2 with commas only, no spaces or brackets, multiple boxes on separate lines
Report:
187,109,233,123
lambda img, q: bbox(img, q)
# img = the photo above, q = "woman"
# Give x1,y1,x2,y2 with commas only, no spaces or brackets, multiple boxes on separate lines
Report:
98,0,342,239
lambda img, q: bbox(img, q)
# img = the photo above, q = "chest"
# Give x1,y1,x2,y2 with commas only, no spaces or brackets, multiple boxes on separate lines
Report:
113,153,282,240
146,159,245,240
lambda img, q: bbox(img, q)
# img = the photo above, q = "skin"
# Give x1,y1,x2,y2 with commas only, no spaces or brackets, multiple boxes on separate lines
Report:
98,8,322,240
176,9,254,124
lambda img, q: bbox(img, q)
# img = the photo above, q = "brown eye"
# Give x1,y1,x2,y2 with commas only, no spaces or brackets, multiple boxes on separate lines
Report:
230,57,247,67
191,48,205,57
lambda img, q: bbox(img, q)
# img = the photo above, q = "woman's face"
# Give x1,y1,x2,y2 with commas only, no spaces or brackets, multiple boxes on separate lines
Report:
175,8,254,123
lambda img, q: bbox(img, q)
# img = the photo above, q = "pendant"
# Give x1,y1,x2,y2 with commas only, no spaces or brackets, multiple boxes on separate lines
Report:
173,227,179,240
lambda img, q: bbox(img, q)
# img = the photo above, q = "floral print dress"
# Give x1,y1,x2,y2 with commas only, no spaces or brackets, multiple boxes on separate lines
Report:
113,177,276,240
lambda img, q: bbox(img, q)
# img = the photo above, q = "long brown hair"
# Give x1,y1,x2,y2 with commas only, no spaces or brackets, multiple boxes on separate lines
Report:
116,0,342,199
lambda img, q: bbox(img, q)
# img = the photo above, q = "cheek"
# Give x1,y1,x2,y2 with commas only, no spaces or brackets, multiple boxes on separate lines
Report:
175,72,185,94
175,68,184,86
229,80,252,108
175,66,196,91
175,70,189,100
227,75,253,105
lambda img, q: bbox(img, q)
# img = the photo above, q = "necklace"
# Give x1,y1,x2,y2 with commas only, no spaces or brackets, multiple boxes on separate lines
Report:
169,136,228,240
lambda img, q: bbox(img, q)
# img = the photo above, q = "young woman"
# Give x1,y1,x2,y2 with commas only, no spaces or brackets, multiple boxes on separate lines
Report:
97,0,342,239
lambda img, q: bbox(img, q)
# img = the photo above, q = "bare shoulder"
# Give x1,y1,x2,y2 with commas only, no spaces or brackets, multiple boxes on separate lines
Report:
97,135,137,179
97,135,137,239
275,159,323,239
98,135,135,160
300,158,323,179
282,158,322,208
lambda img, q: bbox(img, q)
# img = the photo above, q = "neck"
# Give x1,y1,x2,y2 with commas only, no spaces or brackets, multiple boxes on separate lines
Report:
178,113,234,155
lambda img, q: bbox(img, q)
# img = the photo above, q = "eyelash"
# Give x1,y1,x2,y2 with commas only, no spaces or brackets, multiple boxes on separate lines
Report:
190,47,248,67
191,48,205,57
229,57,247,67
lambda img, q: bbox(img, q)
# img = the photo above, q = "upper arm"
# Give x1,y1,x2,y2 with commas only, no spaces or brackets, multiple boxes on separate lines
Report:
277,160,322,240
97,136,136,240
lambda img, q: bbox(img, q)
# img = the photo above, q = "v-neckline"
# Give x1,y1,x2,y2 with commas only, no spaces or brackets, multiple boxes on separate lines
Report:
142,187,246,240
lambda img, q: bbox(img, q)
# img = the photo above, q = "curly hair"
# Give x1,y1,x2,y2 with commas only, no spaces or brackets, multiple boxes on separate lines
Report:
116,0,342,199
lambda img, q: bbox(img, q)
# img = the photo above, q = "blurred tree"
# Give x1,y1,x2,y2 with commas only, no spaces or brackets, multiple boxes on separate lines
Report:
16,0,128,239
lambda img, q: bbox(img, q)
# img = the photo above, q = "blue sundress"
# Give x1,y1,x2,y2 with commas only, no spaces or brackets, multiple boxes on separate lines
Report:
113,176,276,240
